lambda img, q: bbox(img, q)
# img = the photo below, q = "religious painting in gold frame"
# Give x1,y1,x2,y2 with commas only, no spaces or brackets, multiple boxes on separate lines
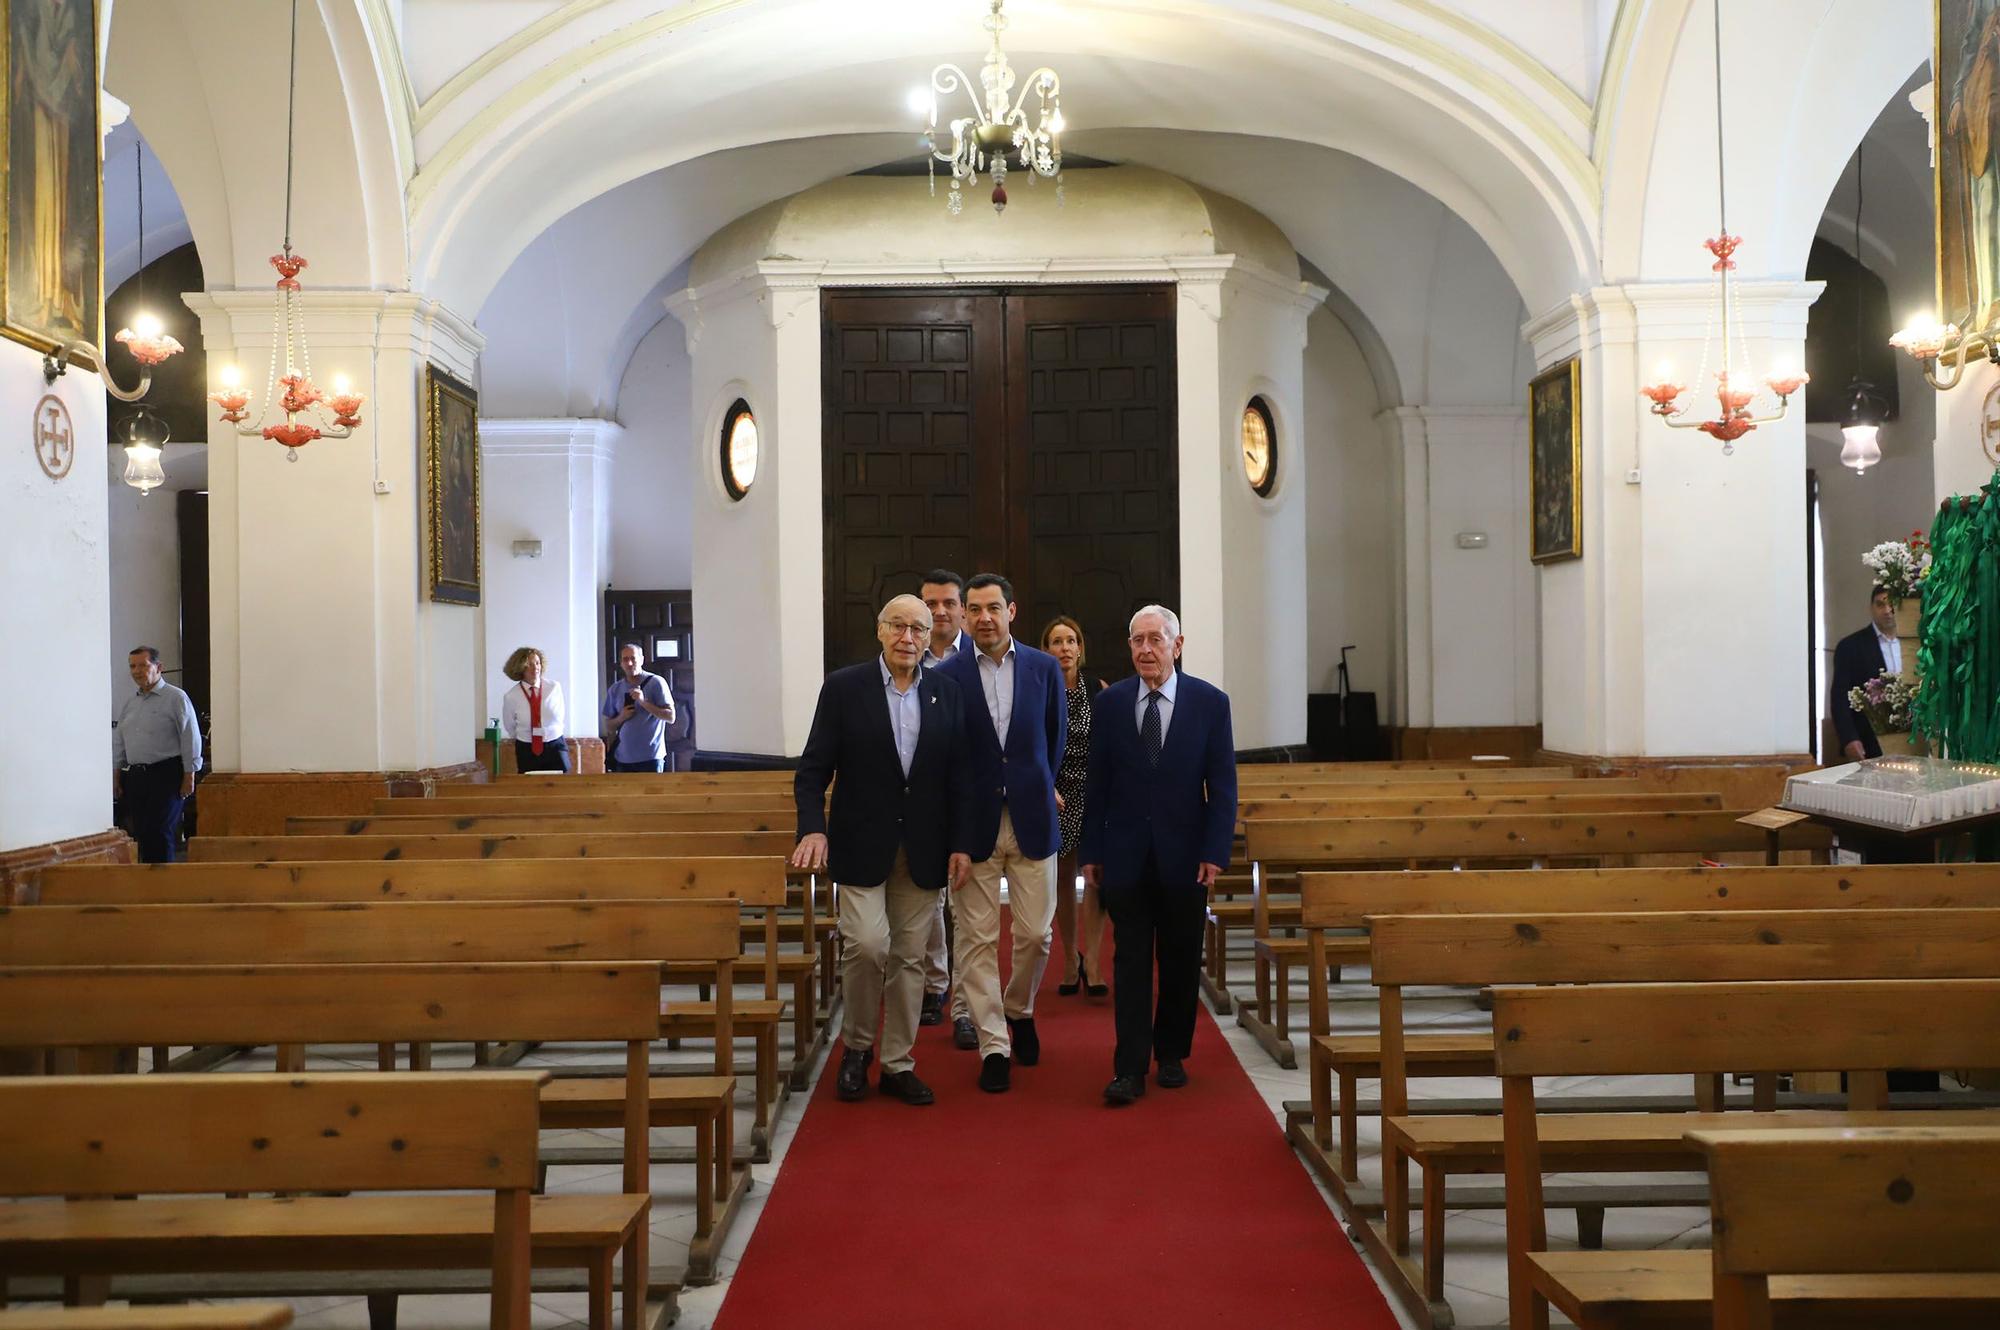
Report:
423,365,482,606
1,0,102,364
1529,357,1581,564
1937,1,2000,348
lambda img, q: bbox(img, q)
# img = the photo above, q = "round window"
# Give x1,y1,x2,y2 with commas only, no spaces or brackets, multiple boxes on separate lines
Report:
720,400,758,500
1241,397,1277,497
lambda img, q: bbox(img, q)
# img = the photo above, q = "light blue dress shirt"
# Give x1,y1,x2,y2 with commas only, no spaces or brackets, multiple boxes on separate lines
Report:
880,657,922,778
114,680,203,771
975,640,1016,744
1135,669,1179,743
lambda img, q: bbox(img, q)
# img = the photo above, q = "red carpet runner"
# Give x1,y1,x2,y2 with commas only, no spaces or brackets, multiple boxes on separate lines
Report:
712,936,1401,1327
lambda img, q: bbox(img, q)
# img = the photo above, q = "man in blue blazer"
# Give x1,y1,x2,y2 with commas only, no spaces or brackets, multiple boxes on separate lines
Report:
937,572,1067,1093
1079,604,1236,1104
793,594,973,1106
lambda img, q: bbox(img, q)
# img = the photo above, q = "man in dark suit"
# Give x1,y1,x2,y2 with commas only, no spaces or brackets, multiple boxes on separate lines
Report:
1080,604,1236,1104
918,568,974,1034
793,594,973,1105
937,572,1067,1092
1830,583,1901,761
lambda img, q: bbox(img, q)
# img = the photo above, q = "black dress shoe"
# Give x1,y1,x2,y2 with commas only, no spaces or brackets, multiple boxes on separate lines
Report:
835,1047,873,1102
919,992,945,1026
1156,1059,1188,1089
878,1069,935,1105
952,1016,978,1050
1006,1016,1040,1066
1103,1073,1146,1105
979,1053,1012,1093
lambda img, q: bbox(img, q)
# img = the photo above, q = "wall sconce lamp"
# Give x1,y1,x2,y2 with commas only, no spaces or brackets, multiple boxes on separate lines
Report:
511,539,543,559
49,140,183,403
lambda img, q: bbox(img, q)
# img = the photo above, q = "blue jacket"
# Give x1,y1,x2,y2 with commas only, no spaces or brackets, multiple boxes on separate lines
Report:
1078,671,1236,890
937,640,1067,861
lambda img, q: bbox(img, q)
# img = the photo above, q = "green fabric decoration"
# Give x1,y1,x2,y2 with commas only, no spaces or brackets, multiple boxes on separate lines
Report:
1912,470,2000,764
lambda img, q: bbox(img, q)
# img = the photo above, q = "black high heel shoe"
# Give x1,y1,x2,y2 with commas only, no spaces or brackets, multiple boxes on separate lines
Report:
1082,956,1109,998
1058,963,1082,996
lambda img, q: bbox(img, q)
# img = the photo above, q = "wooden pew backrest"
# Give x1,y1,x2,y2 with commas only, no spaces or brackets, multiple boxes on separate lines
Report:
187,831,796,862
1491,978,2000,1079
1246,811,1830,866
0,1072,544,1197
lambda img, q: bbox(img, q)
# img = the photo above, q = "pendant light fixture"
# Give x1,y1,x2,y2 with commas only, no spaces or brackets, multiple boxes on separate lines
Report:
207,0,364,460
116,141,175,494
1637,0,1807,450
1838,142,1884,474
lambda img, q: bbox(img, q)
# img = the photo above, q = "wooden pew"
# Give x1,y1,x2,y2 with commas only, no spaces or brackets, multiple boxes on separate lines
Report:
1292,864,2000,1197
1677,1125,2000,1330
384,792,796,813
495,772,794,790
0,1308,293,1330
0,900,748,1285
0,1073,559,1330
0,963,674,1330
187,832,795,862
1366,909,2000,1327
1498,979,2000,1330
286,811,793,835
1230,811,1831,1066
1237,792,1721,820
27,858,823,1138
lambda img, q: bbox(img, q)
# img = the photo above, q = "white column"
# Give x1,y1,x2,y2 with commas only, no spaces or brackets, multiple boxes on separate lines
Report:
0,343,110,852
1381,407,1431,729
185,290,485,773
479,419,621,729
1175,270,1228,693
1526,280,1820,758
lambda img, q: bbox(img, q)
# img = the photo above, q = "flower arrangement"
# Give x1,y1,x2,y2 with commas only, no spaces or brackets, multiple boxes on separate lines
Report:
1861,530,1930,603
1847,669,1918,734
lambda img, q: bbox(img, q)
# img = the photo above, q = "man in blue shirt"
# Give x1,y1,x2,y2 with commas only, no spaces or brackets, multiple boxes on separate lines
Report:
112,646,203,863
600,643,676,772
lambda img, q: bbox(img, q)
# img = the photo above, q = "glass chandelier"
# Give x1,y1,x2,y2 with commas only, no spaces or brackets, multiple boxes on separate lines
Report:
917,0,1064,215
1638,0,1806,451
207,0,364,460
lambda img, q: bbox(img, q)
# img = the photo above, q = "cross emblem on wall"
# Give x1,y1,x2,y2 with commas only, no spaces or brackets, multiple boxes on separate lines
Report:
32,394,74,481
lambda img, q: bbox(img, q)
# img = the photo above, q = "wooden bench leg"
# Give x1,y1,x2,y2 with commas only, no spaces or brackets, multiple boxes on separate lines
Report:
494,1186,532,1330
756,1025,777,1142
366,1293,399,1330
1383,1139,1410,1256
694,1116,716,1241
621,1222,648,1330
150,1044,170,1070
1308,1045,1333,1153
410,1042,432,1072
1274,956,1291,1041
377,1042,397,1071
1694,1071,1725,1112
62,1276,109,1308
1214,920,1232,989
1252,946,1271,1029
1421,1164,1447,1302
1576,1203,1606,1249
586,1249,613,1330
1338,1072,1360,1180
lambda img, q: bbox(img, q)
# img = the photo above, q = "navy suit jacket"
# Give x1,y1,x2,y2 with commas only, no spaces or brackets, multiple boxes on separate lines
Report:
938,641,1067,860
1829,624,1889,757
1078,670,1236,890
794,659,973,890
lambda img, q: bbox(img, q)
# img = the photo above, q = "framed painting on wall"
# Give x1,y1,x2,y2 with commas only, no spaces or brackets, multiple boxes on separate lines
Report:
423,364,482,606
3,0,102,361
1938,0,2000,343
1529,356,1582,564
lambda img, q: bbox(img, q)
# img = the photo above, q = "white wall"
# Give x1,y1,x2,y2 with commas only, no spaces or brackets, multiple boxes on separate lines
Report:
1,344,111,852
610,314,694,590
105,469,181,703
1302,306,1394,701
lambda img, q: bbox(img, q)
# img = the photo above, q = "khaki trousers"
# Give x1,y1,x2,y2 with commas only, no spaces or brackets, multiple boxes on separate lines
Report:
952,808,1057,1058
837,851,934,1074
925,892,969,1019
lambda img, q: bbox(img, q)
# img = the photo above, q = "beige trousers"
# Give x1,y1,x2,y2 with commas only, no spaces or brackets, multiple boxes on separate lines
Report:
837,851,934,1074
952,808,1057,1058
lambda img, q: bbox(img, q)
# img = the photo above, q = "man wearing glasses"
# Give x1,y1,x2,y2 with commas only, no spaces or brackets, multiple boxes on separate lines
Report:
1079,605,1237,1105
793,594,974,1105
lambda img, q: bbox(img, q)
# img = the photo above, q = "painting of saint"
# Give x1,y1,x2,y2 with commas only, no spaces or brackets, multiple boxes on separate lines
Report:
424,366,482,606
5,0,99,356
1939,0,2000,336
1530,358,1581,564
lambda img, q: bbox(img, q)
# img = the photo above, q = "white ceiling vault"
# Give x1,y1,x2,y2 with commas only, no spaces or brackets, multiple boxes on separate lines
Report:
101,0,1934,418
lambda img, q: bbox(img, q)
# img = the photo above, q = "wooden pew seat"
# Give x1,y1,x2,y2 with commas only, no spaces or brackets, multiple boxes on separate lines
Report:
1389,1107,1985,1168
1526,1250,2000,1329
0,1308,294,1330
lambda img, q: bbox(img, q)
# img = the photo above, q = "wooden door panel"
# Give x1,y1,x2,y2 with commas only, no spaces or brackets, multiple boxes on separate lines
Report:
820,286,1176,681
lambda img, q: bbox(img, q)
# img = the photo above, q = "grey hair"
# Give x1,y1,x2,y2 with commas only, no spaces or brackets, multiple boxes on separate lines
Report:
880,593,934,634
1129,604,1181,640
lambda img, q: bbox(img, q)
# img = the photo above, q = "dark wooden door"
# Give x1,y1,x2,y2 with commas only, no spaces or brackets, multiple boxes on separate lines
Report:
603,589,695,770
820,286,1176,681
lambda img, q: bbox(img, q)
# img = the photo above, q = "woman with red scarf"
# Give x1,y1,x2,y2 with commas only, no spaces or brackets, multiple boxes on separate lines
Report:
500,646,569,773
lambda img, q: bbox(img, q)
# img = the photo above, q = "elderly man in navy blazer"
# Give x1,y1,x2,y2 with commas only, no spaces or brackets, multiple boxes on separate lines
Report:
937,572,1067,1093
1080,604,1236,1104
793,593,974,1106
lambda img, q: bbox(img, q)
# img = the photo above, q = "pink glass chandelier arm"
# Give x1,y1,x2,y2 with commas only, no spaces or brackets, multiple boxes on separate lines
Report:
114,327,186,366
